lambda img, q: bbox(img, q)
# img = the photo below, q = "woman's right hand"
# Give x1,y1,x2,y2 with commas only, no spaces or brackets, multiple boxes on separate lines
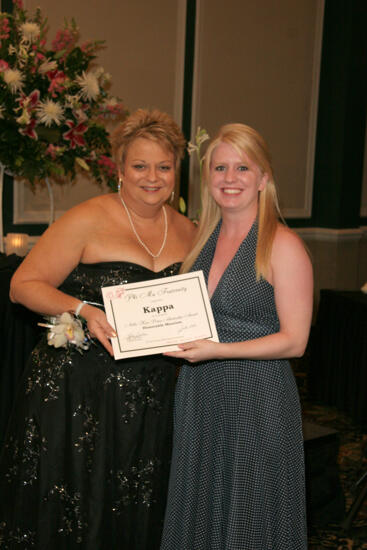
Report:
81,304,116,356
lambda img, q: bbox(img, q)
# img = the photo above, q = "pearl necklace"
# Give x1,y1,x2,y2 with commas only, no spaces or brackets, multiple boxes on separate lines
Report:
118,193,168,258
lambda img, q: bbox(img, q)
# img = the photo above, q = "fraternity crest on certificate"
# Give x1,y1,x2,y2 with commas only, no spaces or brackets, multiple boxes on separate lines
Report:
102,270,218,359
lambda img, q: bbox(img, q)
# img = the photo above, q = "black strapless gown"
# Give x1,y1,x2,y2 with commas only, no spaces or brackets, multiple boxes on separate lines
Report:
0,262,180,550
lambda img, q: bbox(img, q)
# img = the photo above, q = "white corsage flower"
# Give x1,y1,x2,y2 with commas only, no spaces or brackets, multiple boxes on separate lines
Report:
39,312,91,352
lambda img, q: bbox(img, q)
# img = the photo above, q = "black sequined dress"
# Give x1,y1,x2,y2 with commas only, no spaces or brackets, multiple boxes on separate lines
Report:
0,262,180,550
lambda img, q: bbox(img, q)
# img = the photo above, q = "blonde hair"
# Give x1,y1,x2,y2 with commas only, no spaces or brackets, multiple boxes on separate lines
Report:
111,108,186,171
181,123,284,279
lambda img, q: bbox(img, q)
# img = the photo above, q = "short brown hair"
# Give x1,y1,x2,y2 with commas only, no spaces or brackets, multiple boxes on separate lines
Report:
111,108,186,169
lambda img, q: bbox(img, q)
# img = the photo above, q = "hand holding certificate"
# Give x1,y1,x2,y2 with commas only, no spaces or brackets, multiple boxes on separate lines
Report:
102,270,218,359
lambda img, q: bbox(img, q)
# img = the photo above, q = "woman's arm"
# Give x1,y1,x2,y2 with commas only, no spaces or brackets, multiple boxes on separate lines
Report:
165,226,313,363
11,206,87,313
10,200,115,354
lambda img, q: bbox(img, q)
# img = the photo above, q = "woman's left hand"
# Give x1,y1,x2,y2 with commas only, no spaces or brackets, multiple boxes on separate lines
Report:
164,339,223,363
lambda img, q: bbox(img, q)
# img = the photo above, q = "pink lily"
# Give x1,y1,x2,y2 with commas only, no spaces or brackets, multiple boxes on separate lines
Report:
63,120,88,149
16,89,40,112
47,69,66,81
19,119,38,140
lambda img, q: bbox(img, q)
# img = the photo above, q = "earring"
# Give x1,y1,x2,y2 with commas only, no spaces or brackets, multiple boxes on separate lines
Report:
118,178,122,192
170,190,175,203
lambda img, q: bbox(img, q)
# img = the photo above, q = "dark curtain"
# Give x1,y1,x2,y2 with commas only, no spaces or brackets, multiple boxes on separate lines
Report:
309,289,367,427
0,253,41,444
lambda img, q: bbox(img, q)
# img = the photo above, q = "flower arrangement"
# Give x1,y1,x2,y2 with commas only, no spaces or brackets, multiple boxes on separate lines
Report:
0,0,125,190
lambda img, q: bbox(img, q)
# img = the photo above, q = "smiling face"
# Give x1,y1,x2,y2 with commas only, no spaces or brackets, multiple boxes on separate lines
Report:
120,137,175,209
209,141,267,216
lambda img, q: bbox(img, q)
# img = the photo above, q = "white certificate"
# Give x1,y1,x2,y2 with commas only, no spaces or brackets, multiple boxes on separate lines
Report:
101,270,218,359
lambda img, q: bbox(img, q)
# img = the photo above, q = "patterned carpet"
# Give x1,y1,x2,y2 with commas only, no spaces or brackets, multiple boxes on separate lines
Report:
303,401,367,549
295,368,367,549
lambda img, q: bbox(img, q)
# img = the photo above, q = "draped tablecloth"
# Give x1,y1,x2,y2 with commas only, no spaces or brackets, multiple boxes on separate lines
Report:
309,289,367,427
0,253,41,444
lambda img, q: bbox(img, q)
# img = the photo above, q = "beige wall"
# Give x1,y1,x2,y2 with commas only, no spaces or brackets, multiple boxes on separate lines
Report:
189,0,323,218
301,230,367,310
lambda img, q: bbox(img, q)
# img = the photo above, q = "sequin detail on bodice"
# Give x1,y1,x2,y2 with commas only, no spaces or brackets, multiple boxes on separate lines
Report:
60,261,181,303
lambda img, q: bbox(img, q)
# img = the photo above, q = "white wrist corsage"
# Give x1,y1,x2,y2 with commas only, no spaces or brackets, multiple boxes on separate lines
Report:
39,312,92,352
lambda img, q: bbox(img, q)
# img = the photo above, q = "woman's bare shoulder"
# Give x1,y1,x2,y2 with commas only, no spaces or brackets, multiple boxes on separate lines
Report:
10,194,118,287
168,206,197,236
273,223,306,248
54,193,116,228
272,223,311,266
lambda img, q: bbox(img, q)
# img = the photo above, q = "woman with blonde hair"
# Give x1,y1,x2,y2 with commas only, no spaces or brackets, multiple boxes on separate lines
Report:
0,108,196,549
161,123,313,550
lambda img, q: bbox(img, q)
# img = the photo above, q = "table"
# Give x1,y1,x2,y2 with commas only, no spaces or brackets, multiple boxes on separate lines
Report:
303,421,345,525
308,289,367,427
0,253,41,442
